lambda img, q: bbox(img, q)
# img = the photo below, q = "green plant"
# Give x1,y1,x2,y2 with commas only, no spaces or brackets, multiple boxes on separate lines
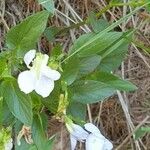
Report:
0,0,150,149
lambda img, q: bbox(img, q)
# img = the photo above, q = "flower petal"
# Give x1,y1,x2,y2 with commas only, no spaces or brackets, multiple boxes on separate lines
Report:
70,135,77,150
84,123,101,135
18,71,36,94
86,134,105,150
71,123,89,141
42,66,61,81
35,76,54,98
41,54,49,66
104,138,113,150
24,50,36,67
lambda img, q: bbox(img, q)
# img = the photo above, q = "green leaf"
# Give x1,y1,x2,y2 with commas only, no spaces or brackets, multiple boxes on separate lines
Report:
88,12,109,33
134,127,150,140
1,80,33,126
40,113,48,131
51,44,62,56
78,55,101,77
69,32,122,57
99,43,128,72
1,101,14,126
32,114,46,150
14,120,37,150
71,71,136,104
146,4,150,12
38,0,55,14
67,101,86,121
62,56,80,85
6,11,49,57
32,114,54,150
46,139,54,150
44,26,62,41
15,138,37,150
92,19,109,33
91,72,137,91
42,81,61,113
63,4,148,62
98,30,133,72
71,80,116,104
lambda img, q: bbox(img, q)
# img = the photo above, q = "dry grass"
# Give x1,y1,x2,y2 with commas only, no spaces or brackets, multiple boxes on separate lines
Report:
0,0,150,149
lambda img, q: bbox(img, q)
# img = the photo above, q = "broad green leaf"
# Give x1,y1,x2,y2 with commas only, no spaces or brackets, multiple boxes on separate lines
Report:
90,72,137,91
71,80,116,104
6,11,49,57
1,80,33,126
63,3,149,62
146,4,150,12
78,55,101,77
46,138,54,150
62,56,80,85
67,101,86,121
69,33,93,55
42,81,61,113
134,127,150,140
15,138,37,150
98,43,128,72
69,32,122,57
13,118,22,132
88,12,109,33
38,0,55,14
1,101,14,126
14,120,37,150
50,44,62,57
32,114,54,150
30,92,42,111
32,114,46,150
71,71,136,104
40,113,48,131
92,19,109,33
144,0,150,11
98,30,133,72
44,26,62,41
1,83,15,127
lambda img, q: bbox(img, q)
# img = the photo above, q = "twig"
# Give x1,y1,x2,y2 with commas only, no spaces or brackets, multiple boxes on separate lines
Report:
0,0,9,31
116,116,149,150
87,104,92,123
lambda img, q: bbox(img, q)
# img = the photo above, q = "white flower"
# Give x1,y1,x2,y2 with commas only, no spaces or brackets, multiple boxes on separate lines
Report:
66,122,89,150
84,123,113,150
67,122,113,150
5,138,13,150
18,50,61,98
